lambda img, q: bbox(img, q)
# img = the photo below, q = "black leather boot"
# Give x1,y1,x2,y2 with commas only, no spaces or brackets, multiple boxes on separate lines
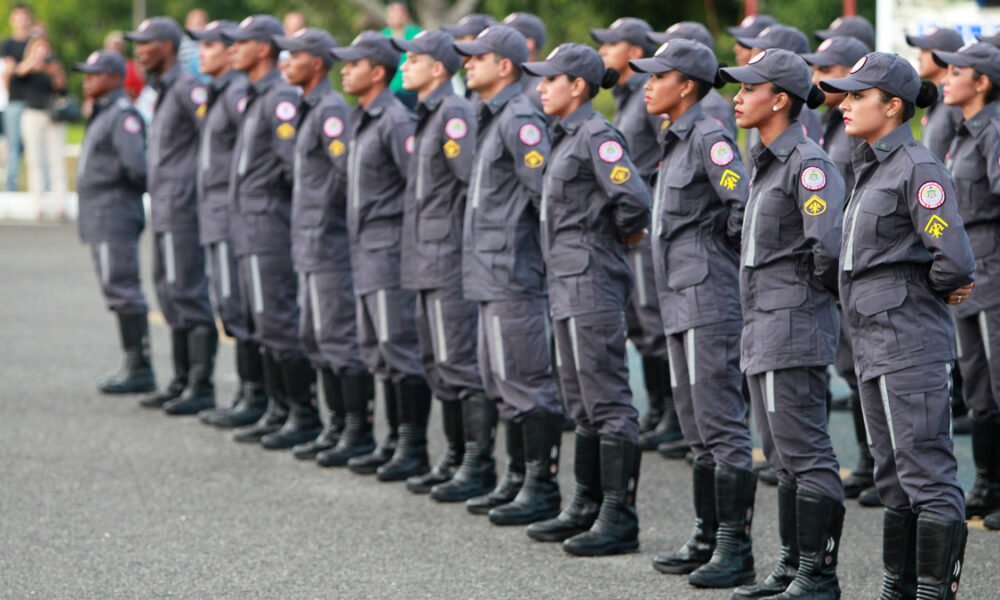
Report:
563,435,641,556
348,379,399,474
203,340,267,428
653,462,717,574
688,465,756,589
317,367,375,467
965,417,1000,518
859,485,884,507
732,483,798,598
467,419,523,514
432,393,498,502
99,312,156,394
878,508,918,600
639,356,666,436
985,509,1000,530
640,357,683,452
377,376,432,481
233,351,288,443
293,368,345,460
140,328,189,408
261,356,323,450
844,396,875,499
164,325,218,415
914,513,967,600
527,426,601,542
488,409,562,526
408,398,464,493
768,491,844,599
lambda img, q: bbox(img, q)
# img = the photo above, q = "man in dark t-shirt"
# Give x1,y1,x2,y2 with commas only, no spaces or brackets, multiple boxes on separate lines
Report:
1,3,35,191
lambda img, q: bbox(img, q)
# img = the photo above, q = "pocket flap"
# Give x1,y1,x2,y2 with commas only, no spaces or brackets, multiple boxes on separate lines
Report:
475,227,507,252
418,217,451,242
360,220,400,250
665,166,696,189
860,190,898,217
855,285,907,317
757,284,808,311
550,245,590,277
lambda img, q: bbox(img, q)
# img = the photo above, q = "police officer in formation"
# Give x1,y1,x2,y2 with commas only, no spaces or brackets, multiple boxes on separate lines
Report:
80,9,996,597
907,27,965,162
127,17,219,416
722,48,846,599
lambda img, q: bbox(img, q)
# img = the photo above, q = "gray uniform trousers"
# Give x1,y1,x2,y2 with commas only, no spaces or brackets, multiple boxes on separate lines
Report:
955,310,1000,420
300,270,364,372
858,362,965,521
153,230,214,329
205,241,248,341
666,320,753,471
748,366,844,500
478,298,562,422
90,241,148,314
835,314,859,391
416,287,483,402
553,310,639,442
356,286,423,383
237,252,301,361
625,240,667,358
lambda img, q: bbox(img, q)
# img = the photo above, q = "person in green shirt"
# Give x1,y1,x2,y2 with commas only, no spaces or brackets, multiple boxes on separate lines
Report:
381,1,422,109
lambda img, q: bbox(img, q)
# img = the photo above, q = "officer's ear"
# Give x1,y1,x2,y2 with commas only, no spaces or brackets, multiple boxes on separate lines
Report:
627,44,645,61
570,76,588,99
430,59,448,80
497,56,515,79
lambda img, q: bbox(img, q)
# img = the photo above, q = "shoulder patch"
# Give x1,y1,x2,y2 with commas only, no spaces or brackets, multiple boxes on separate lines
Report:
610,166,632,185
190,86,207,106
598,140,624,163
275,101,297,121
329,139,346,157
803,195,827,216
519,123,542,146
276,123,296,140
123,115,142,134
323,116,344,138
404,135,415,154
801,166,827,191
445,118,468,140
918,181,946,209
443,139,461,158
709,141,734,166
524,150,545,169
237,97,248,114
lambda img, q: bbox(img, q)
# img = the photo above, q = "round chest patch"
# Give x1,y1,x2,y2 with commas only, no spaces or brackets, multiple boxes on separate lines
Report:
190,86,207,106
850,56,867,74
519,123,542,146
710,141,735,166
123,115,141,134
445,118,468,140
598,140,624,163
323,116,344,138
237,97,248,114
918,181,946,209
749,50,766,65
275,101,297,121
404,135,415,154
801,166,827,191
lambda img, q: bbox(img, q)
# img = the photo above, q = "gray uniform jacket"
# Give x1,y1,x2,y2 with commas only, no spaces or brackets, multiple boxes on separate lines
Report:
922,85,963,162
291,79,352,274
945,102,1000,317
147,62,206,234
740,123,844,375
521,73,544,111
651,102,749,335
840,124,975,381
227,69,300,257
462,82,550,302
612,74,664,182
820,107,862,194
197,71,247,246
346,87,416,296
542,103,650,319
77,89,147,244
400,82,476,292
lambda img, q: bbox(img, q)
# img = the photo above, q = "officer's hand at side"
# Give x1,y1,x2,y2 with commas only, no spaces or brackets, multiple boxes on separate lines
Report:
945,282,975,305
622,229,647,248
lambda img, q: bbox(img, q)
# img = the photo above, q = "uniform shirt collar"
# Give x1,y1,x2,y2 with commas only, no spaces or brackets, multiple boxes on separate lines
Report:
553,101,595,138
247,69,282,96
482,81,522,117
361,87,396,118
867,123,914,163
93,88,127,116
959,102,998,137
665,102,704,141
613,73,646,105
417,80,455,115
753,121,805,166
303,78,333,107
152,61,182,94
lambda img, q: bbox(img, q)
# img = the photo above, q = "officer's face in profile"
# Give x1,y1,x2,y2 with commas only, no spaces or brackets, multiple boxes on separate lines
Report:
812,65,850,109
538,74,582,118
232,39,263,72
82,72,120,100
599,41,638,76
134,40,171,74
285,50,321,87
401,52,434,92
341,59,381,96
644,69,689,116
942,65,987,107
733,43,753,67
839,87,900,141
199,40,230,78
465,52,504,92
917,49,944,80
733,81,784,130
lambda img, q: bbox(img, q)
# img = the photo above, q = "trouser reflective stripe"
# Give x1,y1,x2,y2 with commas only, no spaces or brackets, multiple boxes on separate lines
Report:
98,241,110,286
634,252,647,306
858,389,873,445
878,374,896,450
250,253,264,314
685,328,697,385
568,316,581,370
492,314,506,381
219,241,231,299
309,273,321,337
204,247,213,279
765,370,776,413
164,232,176,284
433,296,448,363
376,289,389,343
979,311,991,361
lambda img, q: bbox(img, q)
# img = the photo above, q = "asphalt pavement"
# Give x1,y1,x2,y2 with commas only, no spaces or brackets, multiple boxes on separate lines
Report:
1,223,996,599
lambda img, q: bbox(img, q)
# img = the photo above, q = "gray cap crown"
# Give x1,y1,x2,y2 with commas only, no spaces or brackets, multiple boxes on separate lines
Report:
906,27,964,52
819,51,921,104
648,21,715,50
523,43,605,87
274,28,338,68
801,36,869,67
391,29,462,74
727,14,778,38
329,31,401,69
186,20,238,44
738,24,811,54
222,15,284,43
502,13,546,48
125,16,183,48
816,15,875,51
73,50,126,77
629,38,719,85
720,47,813,100
933,41,1000,86
442,14,496,39
591,18,655,52
454,25,529,66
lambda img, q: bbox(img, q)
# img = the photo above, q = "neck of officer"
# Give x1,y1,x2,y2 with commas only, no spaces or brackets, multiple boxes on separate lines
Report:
668,94,698,125
155,53,177,77
211,64,231,81
358,82,386,108
301,69,329,96
758,112,790,147
247,59,274,83
418,76,450,101
616,66,637,87
961,95,987,122
862,119,902,147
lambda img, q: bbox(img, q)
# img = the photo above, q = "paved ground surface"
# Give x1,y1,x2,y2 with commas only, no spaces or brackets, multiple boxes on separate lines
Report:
1,223,997,599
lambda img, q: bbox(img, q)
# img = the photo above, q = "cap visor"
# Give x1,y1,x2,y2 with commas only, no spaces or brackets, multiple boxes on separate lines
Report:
719,65,769,85
800,52,839,67
629,57,672,74
441,24,471,38
454,40,491,57
726,26,750,37
220,29,259,42
521,61,564,77
736,36,769,49
590,29,622,45
977,33,1000,45
905,34,935,49
72,63,103,73
390,38,419,53
328,46,368,62
646,32,669,45
814,29,834,41
932,50,973,69
273,35,308,52
818,76,871,93
124,31,157,43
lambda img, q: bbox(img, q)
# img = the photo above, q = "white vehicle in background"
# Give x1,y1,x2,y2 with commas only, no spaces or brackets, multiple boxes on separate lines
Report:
878,0,1000,53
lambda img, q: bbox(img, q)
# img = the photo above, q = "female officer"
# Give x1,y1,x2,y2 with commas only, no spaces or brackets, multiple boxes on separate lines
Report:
721,48,846,600
518,44,650,557
934,42,1000,523
821,52,975,599
630,39,756,590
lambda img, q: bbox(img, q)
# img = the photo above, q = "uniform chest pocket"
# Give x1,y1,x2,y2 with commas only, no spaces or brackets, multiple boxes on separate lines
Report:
662,167,699,217
756,191,800,248
857,190,901,249
952,156,986,183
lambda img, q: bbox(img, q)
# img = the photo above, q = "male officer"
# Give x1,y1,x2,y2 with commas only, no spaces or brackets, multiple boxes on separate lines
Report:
815,15,875,51
223,15,320,449
127,17,218,416
330,32,435,482
442,14,496,98
727,14,778,68
906,27,965,161
185,21,268,430
390,30,495,498
75,50,154,396
455,25,565,526
501,12,546,109
274,28,374,461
